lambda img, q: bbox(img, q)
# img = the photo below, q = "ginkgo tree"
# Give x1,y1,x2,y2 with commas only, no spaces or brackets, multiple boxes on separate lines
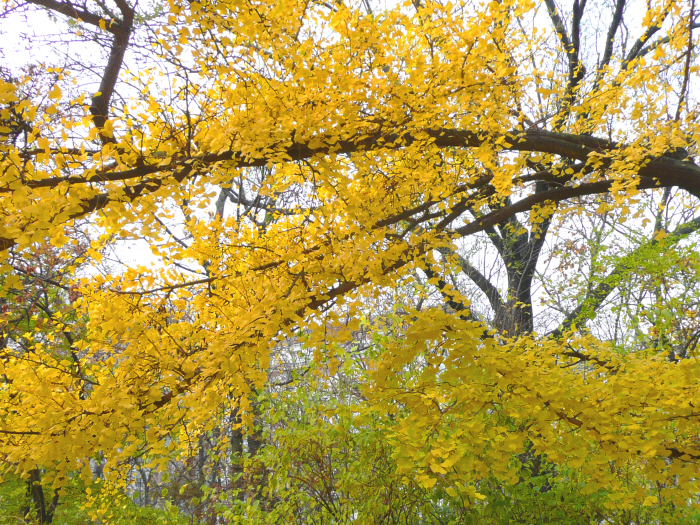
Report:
1,0,700,521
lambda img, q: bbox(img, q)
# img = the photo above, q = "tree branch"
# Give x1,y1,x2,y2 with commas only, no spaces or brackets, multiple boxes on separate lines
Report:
543,0,573,55
453,177,664,238
25,0,128,36
438,246,506,316
544,0,587,120
2,128,699,251
3,128,690,190
548,215,700,338
594,0,626,87
89,3,134,141
622,3,673,67
25,0,136,143
422,262,480,323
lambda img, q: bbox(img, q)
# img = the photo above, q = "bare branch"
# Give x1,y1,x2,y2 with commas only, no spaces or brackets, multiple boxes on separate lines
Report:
544,0,587,118
594,0,626,87
675,0,696,121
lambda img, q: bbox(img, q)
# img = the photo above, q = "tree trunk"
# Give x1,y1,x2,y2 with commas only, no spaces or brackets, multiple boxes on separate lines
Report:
26,469,59,524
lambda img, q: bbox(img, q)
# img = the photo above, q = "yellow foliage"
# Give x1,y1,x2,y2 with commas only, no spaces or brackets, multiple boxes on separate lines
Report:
0,0,699,519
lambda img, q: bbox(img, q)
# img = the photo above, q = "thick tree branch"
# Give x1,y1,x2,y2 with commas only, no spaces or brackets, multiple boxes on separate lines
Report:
89,32,130,138
510,185,557,328
89,5,134,141
543,0,573,56
675,0,696,121
3,128,693,190
452,176,664,238
25,0,128,35
2,128,699,251
25,0,135,143
621,22,700,70
570,0,587,83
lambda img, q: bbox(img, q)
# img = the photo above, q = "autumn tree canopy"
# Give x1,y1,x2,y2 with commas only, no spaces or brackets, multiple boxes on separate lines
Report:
1,0,700,521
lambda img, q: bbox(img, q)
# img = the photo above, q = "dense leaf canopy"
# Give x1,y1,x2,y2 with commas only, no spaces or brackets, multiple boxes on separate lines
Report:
1,0,699,521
